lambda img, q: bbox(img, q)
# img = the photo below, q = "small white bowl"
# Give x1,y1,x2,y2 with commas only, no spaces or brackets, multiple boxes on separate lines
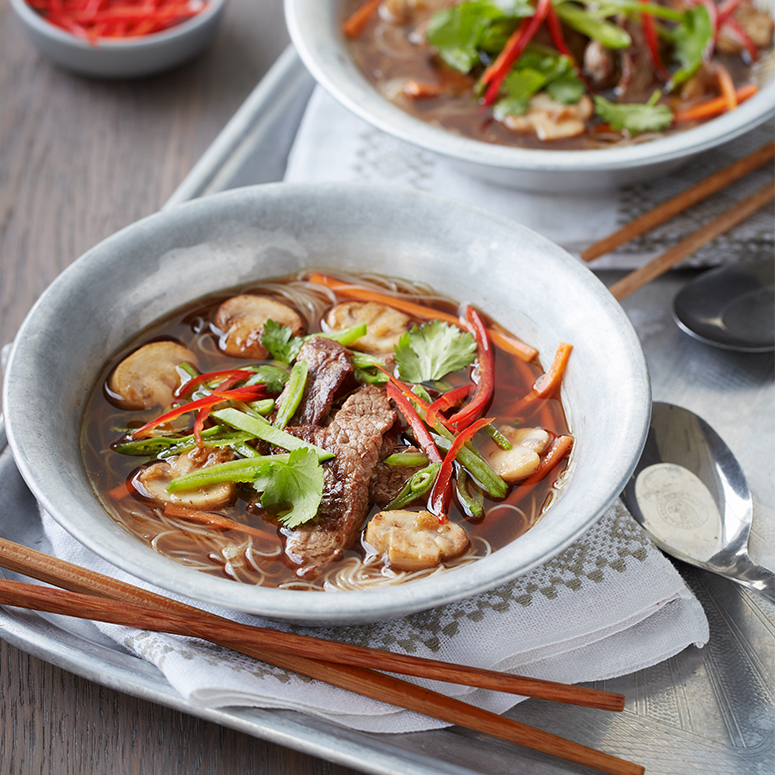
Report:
10,0,228,78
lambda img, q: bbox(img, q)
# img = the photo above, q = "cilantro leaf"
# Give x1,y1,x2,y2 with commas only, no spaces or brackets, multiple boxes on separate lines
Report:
261,319,303,364
494,47,585,118
593,94,673,134
427,0,533,73
394,320,476,384
546,71,586,105
244,365,289,393
668,5,713,91
252,448,325,528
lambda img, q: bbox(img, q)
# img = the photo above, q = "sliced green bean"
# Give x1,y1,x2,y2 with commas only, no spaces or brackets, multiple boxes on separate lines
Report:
383,451,429,467
274,359,308,430
166,455,290,492
212,407,334,462
384,463,441,510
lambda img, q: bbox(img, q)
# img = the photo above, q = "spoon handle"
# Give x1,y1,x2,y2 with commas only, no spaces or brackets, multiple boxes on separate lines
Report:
734,559,775,604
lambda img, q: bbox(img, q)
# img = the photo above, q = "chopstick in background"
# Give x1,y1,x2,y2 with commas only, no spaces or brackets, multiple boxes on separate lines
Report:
581,141,775,301
0,537,642,775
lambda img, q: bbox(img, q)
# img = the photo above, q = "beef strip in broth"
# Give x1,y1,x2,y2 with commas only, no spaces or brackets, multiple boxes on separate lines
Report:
284,384,397,570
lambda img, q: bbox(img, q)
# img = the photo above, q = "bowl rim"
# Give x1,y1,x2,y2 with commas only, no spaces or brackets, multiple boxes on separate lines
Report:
3,182,652,623
10,0,227,49
284,0,775,174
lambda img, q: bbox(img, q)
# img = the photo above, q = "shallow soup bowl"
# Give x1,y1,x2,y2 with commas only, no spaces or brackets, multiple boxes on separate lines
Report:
3,183,650,624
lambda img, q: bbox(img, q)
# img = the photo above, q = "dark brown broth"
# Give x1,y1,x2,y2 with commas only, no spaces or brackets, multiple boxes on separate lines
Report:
80,272,571,589
343,0,762,150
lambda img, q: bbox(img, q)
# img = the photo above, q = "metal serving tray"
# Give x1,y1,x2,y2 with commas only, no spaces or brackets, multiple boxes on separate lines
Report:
1,46,773,775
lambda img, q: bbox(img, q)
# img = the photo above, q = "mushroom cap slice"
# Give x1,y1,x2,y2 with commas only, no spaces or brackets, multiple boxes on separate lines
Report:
107,341,197,411
325,301,411,356
132,447,236,511
488,426,550,483
365,509,470,571
215,295,305,359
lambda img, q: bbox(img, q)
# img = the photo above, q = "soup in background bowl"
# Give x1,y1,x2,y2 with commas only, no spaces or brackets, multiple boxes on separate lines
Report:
284,0,775,192
3,183,650,624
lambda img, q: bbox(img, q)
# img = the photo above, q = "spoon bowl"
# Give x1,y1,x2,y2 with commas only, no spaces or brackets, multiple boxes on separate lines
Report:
672,258,775,352
622,402,775,603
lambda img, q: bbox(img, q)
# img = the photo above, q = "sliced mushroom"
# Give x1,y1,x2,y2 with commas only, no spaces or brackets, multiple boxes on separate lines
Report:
364,509,470,571
488,426,551,483
325,301,411,356
107,341,197,411
132,446,236,511
215,295,305,360
501,94,594,141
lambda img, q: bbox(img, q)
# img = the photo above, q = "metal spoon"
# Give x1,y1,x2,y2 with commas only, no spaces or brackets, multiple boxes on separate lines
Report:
672,257,775,352
622,402,775,603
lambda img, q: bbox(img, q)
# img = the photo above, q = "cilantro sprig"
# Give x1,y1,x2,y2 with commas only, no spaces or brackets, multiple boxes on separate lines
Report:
394,320,476,384
593,92,674,135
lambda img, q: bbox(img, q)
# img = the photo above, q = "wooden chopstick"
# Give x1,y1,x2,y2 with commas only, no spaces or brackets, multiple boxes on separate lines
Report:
608,182,774,300
0,539,643,775
581,141,775,262
0,537,621,710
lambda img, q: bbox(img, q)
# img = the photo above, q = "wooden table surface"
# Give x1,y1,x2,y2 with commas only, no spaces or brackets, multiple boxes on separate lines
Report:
0,1,362,772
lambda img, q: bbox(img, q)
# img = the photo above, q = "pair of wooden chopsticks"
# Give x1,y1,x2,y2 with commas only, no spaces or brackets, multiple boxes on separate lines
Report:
0,536,643,775
581,141,775,301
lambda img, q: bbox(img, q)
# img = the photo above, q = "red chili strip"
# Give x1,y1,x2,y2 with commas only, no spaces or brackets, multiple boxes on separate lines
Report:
426,384,473,428
720,16,759,60
386,383,443,464
175,369,256,398
717,0,743,24
545,4,585,80
480,0,552,106
429,416,495,521
131,385,266,439
640,0,670,81
447,307,495,432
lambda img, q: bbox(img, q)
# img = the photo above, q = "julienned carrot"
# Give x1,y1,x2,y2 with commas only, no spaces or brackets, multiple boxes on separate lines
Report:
163,505,270,540
533,342,572,398
404,81,445,98
343,0,382,38
507,342,572,418
673,83,757,122
307,273,538,362
716,63,738,111
522,434,574,488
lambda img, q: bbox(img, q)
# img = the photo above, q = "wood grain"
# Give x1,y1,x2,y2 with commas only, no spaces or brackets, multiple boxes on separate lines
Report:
0,0,357,771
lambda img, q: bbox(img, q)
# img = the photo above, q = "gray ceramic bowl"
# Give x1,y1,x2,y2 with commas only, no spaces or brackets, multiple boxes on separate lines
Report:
10,0,227,78
284,0,775,192
3,183,650,624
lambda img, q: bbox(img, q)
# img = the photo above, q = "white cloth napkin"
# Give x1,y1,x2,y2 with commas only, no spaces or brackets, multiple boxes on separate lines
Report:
284,87,774,268
42,500,708,733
